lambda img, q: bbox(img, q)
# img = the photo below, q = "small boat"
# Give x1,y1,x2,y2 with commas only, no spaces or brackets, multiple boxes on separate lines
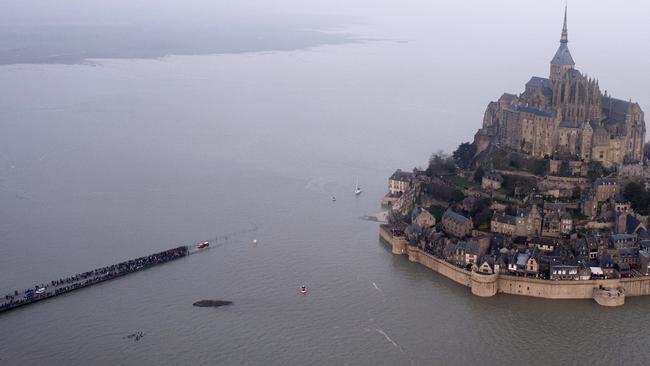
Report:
252,239,258,244
354,179,362,196
300,285,308,294
35,288,45,295
197,242,210,249
332,196,336,202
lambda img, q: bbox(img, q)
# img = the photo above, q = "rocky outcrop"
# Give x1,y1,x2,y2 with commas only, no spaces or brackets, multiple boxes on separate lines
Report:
193,300,233,307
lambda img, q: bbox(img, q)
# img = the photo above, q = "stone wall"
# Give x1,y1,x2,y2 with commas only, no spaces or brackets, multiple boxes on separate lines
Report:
406,246,472,287
380,227,650,306
379,225,407,255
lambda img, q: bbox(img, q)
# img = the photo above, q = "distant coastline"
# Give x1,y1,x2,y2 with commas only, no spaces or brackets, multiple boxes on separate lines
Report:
0,21,363,66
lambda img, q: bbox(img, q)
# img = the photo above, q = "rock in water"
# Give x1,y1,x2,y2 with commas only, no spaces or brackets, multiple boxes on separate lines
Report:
193,300,233,308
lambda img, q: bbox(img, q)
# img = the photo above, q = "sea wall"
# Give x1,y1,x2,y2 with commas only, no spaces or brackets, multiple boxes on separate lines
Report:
379,225,407,255
379,227,650,306
405,246,472,287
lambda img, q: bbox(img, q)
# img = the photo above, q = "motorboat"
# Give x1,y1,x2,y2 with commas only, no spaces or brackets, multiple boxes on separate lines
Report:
300,285,308,294
197,242,210,249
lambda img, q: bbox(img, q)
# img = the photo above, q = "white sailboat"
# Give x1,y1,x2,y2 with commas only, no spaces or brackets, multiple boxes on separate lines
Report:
354,179,362,195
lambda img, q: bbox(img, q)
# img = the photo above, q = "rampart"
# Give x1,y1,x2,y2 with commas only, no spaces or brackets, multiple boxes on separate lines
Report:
378,226,650,306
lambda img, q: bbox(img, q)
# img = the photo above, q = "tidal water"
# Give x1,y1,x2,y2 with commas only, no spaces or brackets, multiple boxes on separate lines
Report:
2,15,650,365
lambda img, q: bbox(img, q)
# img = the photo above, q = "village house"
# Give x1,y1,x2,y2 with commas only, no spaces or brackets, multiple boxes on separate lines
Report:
526,255,540,277
617,247,639,269
388,169,414,195
611,233,636,249
412,208,436,229
491,212,516,236
578,264,592,280
594,178,620,202
549,264,579,280
542,211,562,237
613,195,631,213
543,202,568,215
478,254,495,274
442,209,473,238
515,205,543,237
560,212,573,235
452,241,482,268
530,237,558,252
481,171,503,190
581,191,598,218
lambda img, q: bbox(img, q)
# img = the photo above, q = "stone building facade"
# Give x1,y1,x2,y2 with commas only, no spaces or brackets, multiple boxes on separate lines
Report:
474,6,645,168
442,209,473,238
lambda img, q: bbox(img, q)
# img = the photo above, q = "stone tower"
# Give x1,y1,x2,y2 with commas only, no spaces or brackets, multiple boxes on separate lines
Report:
549,5,575,82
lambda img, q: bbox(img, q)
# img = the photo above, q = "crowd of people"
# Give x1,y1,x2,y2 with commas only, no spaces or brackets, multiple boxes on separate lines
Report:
1,246,189,312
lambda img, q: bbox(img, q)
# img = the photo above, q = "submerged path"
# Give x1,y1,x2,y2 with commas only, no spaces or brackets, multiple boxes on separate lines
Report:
0,223,258,315
0,246,195,314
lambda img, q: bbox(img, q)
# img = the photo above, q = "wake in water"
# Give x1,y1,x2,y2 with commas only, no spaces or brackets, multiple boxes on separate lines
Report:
375,328,417,365
372,282,382,292
206,222,259,249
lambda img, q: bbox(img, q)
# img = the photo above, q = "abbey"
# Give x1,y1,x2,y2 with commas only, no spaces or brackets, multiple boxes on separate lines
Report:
474,7,646,168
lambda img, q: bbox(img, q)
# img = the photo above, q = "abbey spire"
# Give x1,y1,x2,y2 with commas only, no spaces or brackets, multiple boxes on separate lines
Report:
560,4,568,43
550,4,575,82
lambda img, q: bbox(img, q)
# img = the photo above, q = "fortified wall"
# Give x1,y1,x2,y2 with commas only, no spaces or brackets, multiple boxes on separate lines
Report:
379,226,646,306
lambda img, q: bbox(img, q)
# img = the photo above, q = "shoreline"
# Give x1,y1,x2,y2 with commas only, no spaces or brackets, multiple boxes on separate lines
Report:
379,225,634,307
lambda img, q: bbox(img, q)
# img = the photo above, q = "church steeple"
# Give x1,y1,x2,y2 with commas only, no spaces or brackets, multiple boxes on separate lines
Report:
550,4,575,82
560,4,568,43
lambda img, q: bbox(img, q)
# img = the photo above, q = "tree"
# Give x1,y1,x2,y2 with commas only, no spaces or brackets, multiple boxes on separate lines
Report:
502,175,537,197
587,161,606,182
532,159,549,176
572,186,582,200
470,197,493,229
452,142,476,170
426,151,456,176
623,181,650,215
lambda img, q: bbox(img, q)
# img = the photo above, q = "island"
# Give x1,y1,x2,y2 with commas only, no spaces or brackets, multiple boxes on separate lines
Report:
380,6,649,307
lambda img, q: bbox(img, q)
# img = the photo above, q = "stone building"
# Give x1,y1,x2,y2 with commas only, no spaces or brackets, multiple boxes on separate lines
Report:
481,171,503,190
473,6,645,168
491,212,516,236
442,209,473,238
515,205,543,237
413,208,436,229
490,205,543,238
594,178,620,202
388,169,413,195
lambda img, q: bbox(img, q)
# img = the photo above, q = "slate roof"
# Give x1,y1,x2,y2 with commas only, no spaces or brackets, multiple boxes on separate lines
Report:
602,96,632,125
515,105,556,118
526,77,553,97
611,233,635,241
595,178,617,186
516,253,530,266
626,215,643,235
499,93,518,103
484,171,503,183
390,169,413,182
443,209,471,225
551,43,575,65
492,212,516,225
527,76,552,89
558,121,581,128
